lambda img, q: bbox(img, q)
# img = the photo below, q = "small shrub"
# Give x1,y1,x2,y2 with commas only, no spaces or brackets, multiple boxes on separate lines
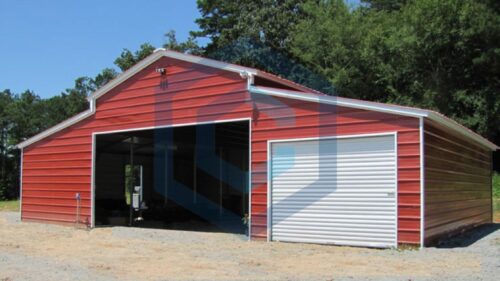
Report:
494,172,500,198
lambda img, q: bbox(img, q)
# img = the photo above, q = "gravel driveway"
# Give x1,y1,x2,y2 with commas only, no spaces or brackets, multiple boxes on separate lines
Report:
0,211,498,281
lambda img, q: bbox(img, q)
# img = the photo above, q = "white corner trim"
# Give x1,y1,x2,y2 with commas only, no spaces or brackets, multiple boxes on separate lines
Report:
90,133,96,228
19,148,23,221
419,117,425,248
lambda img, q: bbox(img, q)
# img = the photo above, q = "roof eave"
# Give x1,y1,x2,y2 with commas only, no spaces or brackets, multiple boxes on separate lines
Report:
16,107,94,149
426,112,499,151
249,85,429,118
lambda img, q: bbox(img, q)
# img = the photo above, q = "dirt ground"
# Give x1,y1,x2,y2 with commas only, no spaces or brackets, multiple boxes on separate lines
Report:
0,212,499,281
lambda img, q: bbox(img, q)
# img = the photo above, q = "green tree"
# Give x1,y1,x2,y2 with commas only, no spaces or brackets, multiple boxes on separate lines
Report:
114,43,155,71
290,0,378,99
163,30,202,54
0,90,14,199
193,0,333,92
361,0,409,11
194,0,307,53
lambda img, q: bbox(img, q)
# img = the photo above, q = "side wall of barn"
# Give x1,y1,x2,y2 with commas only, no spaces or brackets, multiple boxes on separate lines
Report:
424,120,493,245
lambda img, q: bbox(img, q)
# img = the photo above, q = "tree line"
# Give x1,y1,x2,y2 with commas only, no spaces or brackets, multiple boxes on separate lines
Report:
1,0,498,199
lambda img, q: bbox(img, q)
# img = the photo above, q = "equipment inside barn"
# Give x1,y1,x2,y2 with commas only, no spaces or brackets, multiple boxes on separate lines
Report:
94,121,249,234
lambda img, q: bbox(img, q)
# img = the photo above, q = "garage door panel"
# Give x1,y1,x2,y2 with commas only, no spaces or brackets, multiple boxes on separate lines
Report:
271,216,395,225
273,179,395,185
274,233,395,243
270,135,397,248
272,205,396,213
275,183,393,189
274,221,395,229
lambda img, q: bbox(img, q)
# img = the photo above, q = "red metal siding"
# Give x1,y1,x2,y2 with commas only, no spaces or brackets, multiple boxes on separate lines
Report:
424,120,492,245
21,58,422,245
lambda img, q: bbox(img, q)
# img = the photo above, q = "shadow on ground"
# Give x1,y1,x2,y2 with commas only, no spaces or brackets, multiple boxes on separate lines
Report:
433,223,500,248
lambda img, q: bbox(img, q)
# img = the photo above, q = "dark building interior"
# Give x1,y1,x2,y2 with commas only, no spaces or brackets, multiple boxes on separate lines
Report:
94,121,249,234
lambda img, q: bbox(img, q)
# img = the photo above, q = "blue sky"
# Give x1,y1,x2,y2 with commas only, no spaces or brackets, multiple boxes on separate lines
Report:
0,0,204,98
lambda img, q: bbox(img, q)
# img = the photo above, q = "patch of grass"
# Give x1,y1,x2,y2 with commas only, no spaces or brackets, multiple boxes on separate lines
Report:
0,200,20,212
493,172,500,197
494,198,500,223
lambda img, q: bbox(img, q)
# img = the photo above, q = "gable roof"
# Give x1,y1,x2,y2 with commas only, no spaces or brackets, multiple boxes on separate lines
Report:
16,49,498,150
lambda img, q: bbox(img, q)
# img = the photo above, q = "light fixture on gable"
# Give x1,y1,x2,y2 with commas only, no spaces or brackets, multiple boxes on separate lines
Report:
155,67,166,76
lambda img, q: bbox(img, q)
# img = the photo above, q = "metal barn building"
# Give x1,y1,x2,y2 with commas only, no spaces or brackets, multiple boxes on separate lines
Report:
17,49,498,248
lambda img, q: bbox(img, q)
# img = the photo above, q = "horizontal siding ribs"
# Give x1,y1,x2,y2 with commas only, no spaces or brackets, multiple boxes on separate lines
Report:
424,120,492,245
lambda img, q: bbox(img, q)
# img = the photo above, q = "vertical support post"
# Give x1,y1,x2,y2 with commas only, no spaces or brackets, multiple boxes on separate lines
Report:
193,146,197,204
129,137,134,226
19,148,23,221
242,149,245,216
164,148,168,206
219,147,223,215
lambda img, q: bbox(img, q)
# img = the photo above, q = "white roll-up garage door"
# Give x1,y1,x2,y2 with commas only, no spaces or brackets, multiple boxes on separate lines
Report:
269,134,397,248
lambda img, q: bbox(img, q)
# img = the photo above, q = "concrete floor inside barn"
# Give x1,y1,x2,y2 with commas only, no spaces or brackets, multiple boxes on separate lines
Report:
1,211,499,281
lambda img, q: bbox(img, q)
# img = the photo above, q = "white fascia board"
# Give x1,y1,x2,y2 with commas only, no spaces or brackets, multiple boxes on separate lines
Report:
249,85,428,118
88,49,258,101
88,50,164,101
426,112,498,150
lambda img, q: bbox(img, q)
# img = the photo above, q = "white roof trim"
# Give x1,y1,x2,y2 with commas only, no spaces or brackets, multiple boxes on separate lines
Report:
249,86,498,150
16,51,498,150
426,112,498,150
17,108,93,149
249,85,429,118
89,48,260,101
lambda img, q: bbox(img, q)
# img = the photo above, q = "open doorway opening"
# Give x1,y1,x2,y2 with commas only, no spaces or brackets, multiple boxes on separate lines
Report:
94,120,250,234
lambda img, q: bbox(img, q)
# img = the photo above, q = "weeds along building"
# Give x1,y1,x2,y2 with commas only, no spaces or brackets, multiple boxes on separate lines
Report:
17,49,498,248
